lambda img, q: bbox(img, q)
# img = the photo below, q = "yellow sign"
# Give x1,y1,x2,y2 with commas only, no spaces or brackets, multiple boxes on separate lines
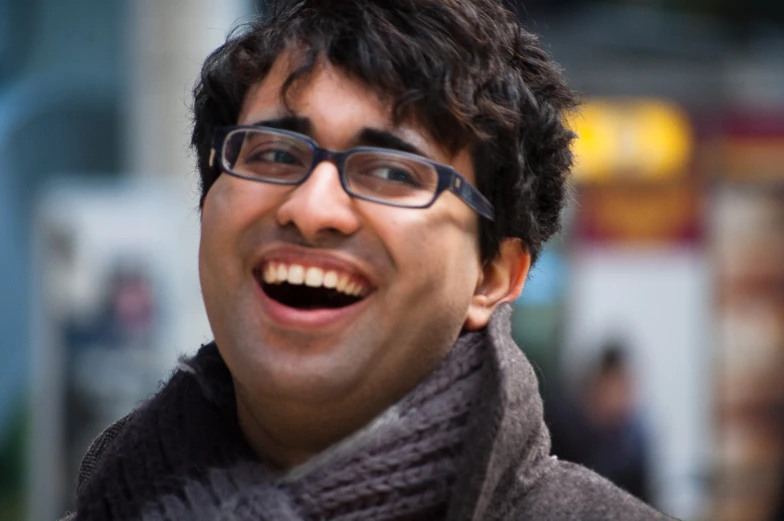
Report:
568,98,693,183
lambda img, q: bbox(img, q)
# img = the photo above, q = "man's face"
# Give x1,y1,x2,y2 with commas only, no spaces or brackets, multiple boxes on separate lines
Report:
199,53,485,415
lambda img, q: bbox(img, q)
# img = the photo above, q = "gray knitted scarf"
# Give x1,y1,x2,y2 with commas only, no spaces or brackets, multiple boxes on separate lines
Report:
72,307,677,521
122,330,485,521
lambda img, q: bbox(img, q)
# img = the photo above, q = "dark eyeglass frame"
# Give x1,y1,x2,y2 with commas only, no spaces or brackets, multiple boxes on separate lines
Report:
210,125,495,221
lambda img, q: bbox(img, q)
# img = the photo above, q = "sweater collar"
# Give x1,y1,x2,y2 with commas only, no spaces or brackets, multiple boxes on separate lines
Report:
447,303,552,521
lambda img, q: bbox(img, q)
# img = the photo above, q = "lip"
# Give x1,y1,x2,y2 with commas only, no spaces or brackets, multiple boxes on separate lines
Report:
253,272,374,331
251,244,377,331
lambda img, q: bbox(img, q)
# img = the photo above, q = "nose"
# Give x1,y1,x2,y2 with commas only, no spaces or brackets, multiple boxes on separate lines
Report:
276,161,361,241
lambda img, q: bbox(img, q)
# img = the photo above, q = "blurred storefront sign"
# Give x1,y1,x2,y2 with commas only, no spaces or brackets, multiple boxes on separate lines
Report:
569,98,694,184
567,98,701,246
576,182,702,245
715,109,784,183
709,108,784,521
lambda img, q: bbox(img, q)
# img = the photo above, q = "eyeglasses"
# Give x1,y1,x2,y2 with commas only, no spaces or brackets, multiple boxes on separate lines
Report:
210,126,495,221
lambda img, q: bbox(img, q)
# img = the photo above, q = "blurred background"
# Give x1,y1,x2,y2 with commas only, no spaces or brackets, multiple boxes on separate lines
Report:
1,0,783,520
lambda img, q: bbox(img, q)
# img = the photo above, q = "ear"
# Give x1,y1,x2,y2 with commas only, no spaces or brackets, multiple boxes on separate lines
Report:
464,238,531,331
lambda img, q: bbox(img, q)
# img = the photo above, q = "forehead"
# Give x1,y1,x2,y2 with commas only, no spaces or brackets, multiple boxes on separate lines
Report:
238,49,398,128
236,52,458,163
235,50,477,184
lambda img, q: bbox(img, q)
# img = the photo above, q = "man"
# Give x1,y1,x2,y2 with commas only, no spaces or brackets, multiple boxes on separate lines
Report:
66,0,676,519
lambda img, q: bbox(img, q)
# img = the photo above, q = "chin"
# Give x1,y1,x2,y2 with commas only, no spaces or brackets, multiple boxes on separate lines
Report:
226,336,369,403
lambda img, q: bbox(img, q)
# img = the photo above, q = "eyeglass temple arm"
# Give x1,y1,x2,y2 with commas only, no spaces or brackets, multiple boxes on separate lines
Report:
209,128,234,168
448,174,495,221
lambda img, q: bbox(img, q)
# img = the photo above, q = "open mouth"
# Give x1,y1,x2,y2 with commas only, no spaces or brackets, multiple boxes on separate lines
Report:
253,262,371,311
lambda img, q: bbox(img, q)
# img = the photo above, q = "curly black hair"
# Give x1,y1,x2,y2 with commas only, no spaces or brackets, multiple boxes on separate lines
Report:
191,0,578,264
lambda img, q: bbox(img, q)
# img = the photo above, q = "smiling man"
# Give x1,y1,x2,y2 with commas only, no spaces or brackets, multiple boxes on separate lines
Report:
65,1,675,520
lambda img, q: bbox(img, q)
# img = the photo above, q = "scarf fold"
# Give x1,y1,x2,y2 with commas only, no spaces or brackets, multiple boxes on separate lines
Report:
76,328,487,521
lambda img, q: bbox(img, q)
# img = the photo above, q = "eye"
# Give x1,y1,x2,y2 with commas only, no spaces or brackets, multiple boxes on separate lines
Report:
249,148,303,166
365,165,422,187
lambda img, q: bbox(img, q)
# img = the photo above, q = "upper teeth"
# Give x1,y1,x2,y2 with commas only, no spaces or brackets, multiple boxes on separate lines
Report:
262,262,367,297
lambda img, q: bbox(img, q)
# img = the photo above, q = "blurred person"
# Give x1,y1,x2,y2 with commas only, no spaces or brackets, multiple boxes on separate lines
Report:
548,342,652,502
62,1,674,520
63,264,161,510
66,265,157,350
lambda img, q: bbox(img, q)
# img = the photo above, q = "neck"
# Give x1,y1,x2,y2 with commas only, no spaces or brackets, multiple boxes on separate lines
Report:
233,378,408,469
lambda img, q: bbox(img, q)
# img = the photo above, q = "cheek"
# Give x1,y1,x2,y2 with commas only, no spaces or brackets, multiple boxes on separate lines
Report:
200,183,235,275
202,176,255,232
199,178,262,287
378,208,481,296
199,176,282,262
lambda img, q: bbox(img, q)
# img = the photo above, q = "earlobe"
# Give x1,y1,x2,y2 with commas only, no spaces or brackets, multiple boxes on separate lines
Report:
463,239,531,331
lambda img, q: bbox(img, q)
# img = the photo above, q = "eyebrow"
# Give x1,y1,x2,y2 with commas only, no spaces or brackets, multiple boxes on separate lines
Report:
250,116,427,158
354,128,425,157
251,116,312,135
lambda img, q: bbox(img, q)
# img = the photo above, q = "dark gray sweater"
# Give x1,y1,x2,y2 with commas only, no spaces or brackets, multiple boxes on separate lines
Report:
64,305,677,521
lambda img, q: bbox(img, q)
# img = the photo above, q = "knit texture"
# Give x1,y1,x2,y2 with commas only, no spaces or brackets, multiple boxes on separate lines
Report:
74,327,485,521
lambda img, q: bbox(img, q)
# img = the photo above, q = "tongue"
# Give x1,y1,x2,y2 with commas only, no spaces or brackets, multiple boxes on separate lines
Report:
263,282,361,310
